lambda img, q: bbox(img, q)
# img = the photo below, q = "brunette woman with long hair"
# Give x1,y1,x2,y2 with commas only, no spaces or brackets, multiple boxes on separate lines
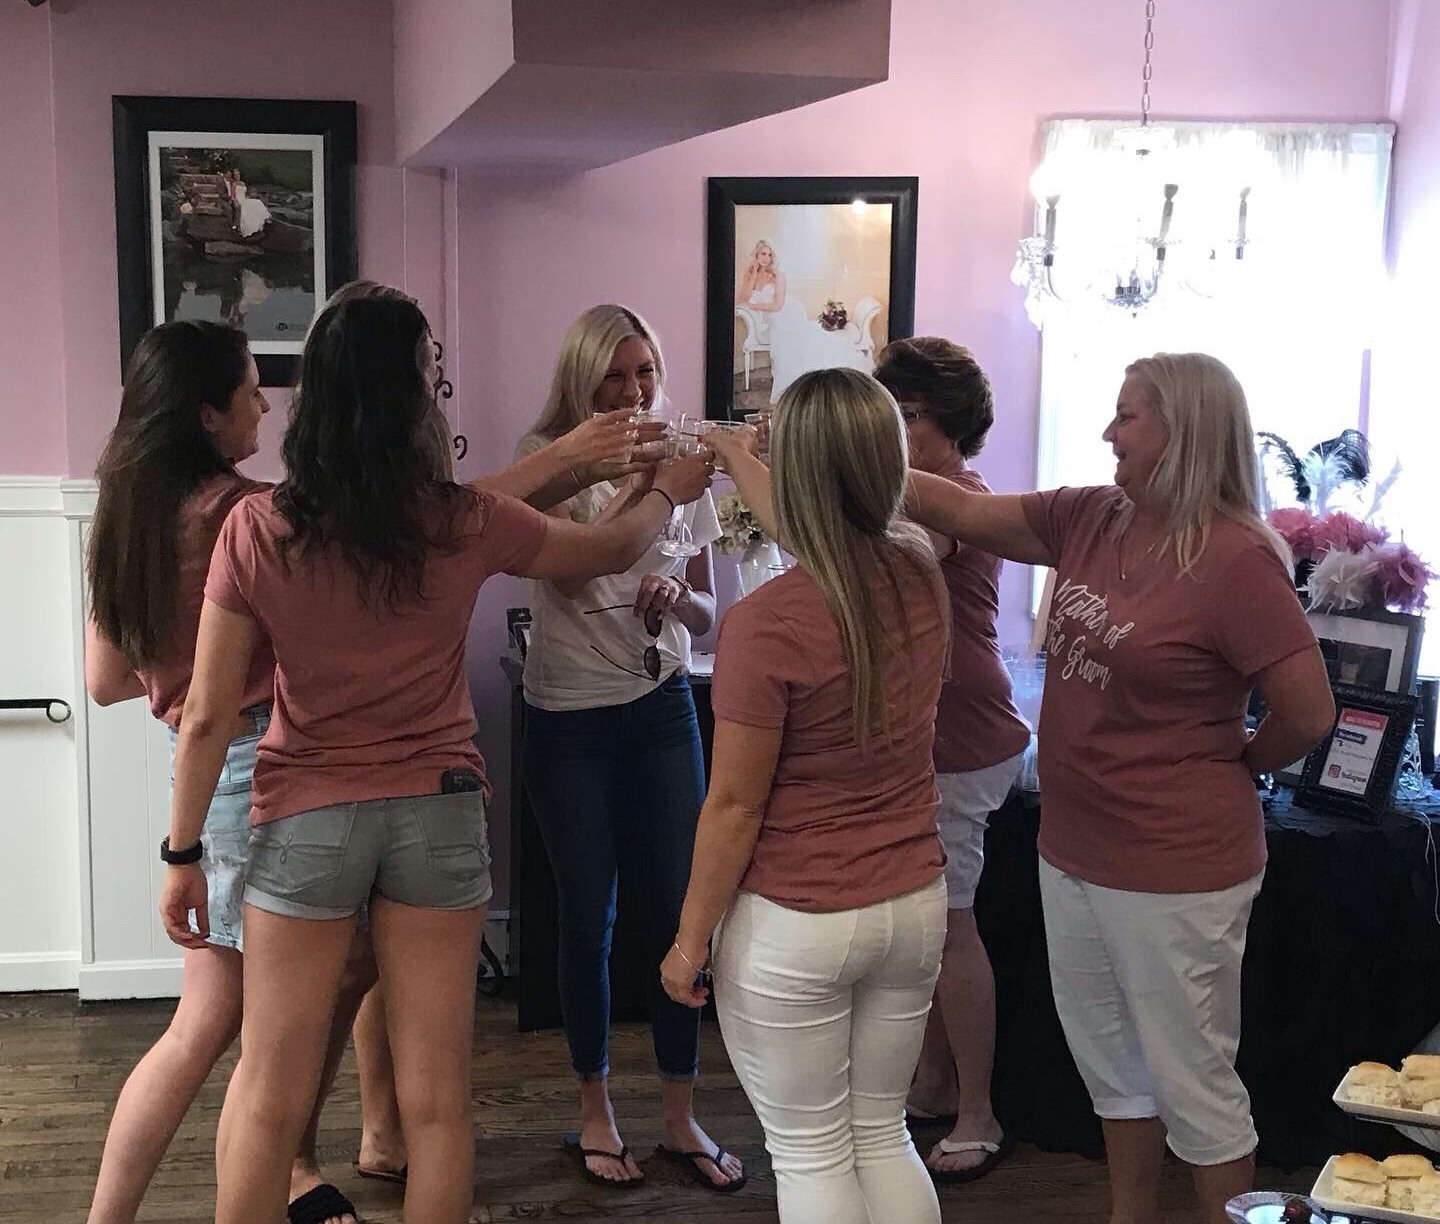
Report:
160,285,709,1224
84,320,370,1224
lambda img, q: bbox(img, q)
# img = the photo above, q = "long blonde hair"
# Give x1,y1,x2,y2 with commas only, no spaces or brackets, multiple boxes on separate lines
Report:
530,304,665,440
1126,352,1287,573
771,367,948,750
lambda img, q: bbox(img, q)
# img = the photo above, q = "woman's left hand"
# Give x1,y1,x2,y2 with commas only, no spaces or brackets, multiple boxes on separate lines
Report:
634,573,685,621
159,863,210,950
660,941,711,1008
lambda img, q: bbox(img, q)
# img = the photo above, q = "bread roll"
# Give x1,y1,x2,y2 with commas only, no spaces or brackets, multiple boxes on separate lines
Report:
1384,1154,1436,1210
1403,1077,1440,1108
1422,1098,1440,1116
1401,1055,1440,1080
1334,1152,1389,1207
1411,1170,1440,1218
1346,1063,1403,1106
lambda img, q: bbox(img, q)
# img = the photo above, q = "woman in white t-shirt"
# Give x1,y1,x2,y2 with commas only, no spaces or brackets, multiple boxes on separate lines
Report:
517,305,744,1194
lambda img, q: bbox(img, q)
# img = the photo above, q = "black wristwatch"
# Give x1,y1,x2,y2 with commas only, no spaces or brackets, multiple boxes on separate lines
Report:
160,836,203,865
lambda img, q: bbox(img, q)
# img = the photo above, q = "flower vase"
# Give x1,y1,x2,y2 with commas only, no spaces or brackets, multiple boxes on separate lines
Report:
737,539,784,597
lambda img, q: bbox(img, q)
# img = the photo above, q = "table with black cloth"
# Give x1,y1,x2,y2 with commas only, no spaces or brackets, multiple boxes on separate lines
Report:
975,787,1440,1168
502,663,1440,1167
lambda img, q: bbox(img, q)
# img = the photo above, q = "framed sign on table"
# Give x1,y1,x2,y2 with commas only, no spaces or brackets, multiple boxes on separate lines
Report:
706,176,918,421
113,95,357,386
1295,683,1419,820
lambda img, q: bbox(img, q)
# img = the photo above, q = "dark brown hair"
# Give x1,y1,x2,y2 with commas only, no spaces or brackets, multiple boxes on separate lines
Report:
87,321,251,666
873,336,994,459
274,282,475,612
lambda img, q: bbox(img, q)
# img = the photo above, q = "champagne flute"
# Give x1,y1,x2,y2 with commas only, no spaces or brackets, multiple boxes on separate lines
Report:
657,418,705,558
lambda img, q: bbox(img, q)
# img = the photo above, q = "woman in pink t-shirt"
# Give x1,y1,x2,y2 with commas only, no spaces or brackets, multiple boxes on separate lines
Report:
661,368,952,1224
905,353,1334,1224
874,337,1029,1184
83,320,377,1224
159,287,711,1224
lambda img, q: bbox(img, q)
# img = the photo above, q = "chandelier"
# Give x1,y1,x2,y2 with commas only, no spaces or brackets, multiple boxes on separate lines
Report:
1011,0,1252,328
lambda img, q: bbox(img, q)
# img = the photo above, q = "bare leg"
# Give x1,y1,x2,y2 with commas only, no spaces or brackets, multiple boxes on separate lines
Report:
909,998,956,1115
659,1078,744,1187
1192,1151,1255,1224
87,946,242,1224
577,1078,644,1184
369,895,487,1224
1102,1116,1167,1224
213,907,358,1224
355,984,407,1176
924,908,1004,1173
289,927,381,1216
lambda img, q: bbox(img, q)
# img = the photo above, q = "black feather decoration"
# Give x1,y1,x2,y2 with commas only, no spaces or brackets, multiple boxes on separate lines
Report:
1308,429,1370,485
1257,431,1311,505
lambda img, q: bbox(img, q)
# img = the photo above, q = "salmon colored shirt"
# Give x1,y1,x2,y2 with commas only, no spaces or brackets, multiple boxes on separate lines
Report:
931,456,1031,774
711,556,949,913
132,473,277,729
204,488,548,825
1021,486,1317,893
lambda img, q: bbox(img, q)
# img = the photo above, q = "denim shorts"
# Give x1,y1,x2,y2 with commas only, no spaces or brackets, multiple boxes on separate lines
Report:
167,708,269,952
244,791,491,921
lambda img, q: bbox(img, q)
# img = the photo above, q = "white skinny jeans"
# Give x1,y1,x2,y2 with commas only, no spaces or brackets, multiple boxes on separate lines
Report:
712,876,948,1224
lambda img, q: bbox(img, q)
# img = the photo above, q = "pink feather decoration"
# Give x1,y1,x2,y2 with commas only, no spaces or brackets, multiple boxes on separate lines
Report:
1370,542,1436,613
1312,511,1388,555
1266,508,1321,561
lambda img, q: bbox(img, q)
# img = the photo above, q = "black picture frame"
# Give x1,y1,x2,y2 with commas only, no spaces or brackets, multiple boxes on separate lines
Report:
706,176,918,421
1306,607,1424,696
114,95,358,386
1295,683,1419,821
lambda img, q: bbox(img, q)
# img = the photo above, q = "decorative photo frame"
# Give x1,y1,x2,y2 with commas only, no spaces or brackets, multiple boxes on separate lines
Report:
1305,608,1424,696
706,176,918,421
114,95,358,386
1295,683,1419,821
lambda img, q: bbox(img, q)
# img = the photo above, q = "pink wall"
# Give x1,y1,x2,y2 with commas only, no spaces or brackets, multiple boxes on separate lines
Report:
0,8,67,474
0,0,413,479
451,0,1394,853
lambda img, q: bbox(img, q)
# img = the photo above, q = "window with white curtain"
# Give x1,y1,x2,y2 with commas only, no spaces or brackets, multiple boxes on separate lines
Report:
1030,119,1394,609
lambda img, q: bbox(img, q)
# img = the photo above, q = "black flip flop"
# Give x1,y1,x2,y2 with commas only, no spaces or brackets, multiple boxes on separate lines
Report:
927,1132,1016,1184
563,1132,643,1189
655,1142,749,1194
354,1162,407,1186
288,1183,359,1224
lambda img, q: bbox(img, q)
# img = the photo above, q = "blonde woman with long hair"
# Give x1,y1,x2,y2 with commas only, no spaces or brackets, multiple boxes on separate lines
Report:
736,238,786,314
899,353,1334,1224
661,368,952,1224
517,305,744,1193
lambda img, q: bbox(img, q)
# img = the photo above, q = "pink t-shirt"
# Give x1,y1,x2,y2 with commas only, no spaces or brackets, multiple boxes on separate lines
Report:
204,488,549,825
133,473,277,729
1021,485,1317,893
932,457,1030,774
711,556,948,913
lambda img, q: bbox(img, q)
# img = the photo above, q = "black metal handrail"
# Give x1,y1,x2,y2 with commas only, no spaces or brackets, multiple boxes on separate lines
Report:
0,698,73,724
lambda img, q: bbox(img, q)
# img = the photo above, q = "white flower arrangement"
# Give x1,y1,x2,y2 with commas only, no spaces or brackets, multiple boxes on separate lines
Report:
713,491,770,555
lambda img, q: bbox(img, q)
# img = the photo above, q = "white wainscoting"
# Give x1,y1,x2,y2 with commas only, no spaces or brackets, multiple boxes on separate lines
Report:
0,477,512,998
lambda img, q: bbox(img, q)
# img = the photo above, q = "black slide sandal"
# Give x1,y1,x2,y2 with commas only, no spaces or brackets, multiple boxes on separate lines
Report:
655,1142,749,1193
287,1183,359,1224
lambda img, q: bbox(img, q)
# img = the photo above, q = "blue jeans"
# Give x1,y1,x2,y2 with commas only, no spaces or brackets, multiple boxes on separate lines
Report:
523,672,704,1082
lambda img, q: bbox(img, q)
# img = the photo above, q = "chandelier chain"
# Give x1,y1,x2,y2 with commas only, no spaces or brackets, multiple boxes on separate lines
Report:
1140,0,1156,127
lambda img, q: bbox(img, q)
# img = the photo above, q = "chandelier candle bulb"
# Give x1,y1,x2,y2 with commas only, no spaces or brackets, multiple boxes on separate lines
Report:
1043,195,1059,248
1236,186,1250,258
1158,183,1178,244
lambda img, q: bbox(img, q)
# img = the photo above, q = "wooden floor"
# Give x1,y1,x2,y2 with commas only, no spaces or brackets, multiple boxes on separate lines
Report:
0,989,1317,1223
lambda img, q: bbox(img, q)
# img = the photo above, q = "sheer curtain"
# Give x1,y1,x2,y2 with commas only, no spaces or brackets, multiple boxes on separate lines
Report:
1030,120,1394,610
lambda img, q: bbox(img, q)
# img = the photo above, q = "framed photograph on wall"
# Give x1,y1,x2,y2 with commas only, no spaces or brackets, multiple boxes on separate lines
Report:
1306,608,1424,696
114,96,357,386
706,176,918,420
1295,684,1418,821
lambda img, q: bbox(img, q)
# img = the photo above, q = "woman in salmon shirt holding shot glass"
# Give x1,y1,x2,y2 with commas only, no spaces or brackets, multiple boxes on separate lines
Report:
902,352,1335,1224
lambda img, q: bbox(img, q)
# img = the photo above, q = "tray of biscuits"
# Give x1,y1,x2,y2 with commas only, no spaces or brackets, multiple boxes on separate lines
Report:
1313,1153,1440,1222
1334,1058,1440,1128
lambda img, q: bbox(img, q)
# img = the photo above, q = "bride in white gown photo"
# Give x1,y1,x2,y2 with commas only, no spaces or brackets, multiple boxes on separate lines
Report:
228,170,272,239
735,237,873,404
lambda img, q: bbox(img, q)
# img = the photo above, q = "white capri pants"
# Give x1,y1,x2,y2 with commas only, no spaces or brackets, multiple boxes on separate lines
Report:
1038,857,1263,1166
712,877,948,1224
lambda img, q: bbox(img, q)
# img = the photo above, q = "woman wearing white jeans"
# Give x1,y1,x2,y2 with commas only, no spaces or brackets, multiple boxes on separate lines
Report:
661,368,952,1224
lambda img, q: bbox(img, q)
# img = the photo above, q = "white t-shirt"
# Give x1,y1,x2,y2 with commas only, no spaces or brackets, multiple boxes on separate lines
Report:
516,431,722,711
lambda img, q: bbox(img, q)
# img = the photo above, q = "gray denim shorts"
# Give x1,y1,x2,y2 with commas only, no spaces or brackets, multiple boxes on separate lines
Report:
244,792,491,921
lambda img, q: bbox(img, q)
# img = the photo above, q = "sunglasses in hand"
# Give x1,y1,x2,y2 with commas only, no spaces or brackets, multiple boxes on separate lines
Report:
583,603,663,681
